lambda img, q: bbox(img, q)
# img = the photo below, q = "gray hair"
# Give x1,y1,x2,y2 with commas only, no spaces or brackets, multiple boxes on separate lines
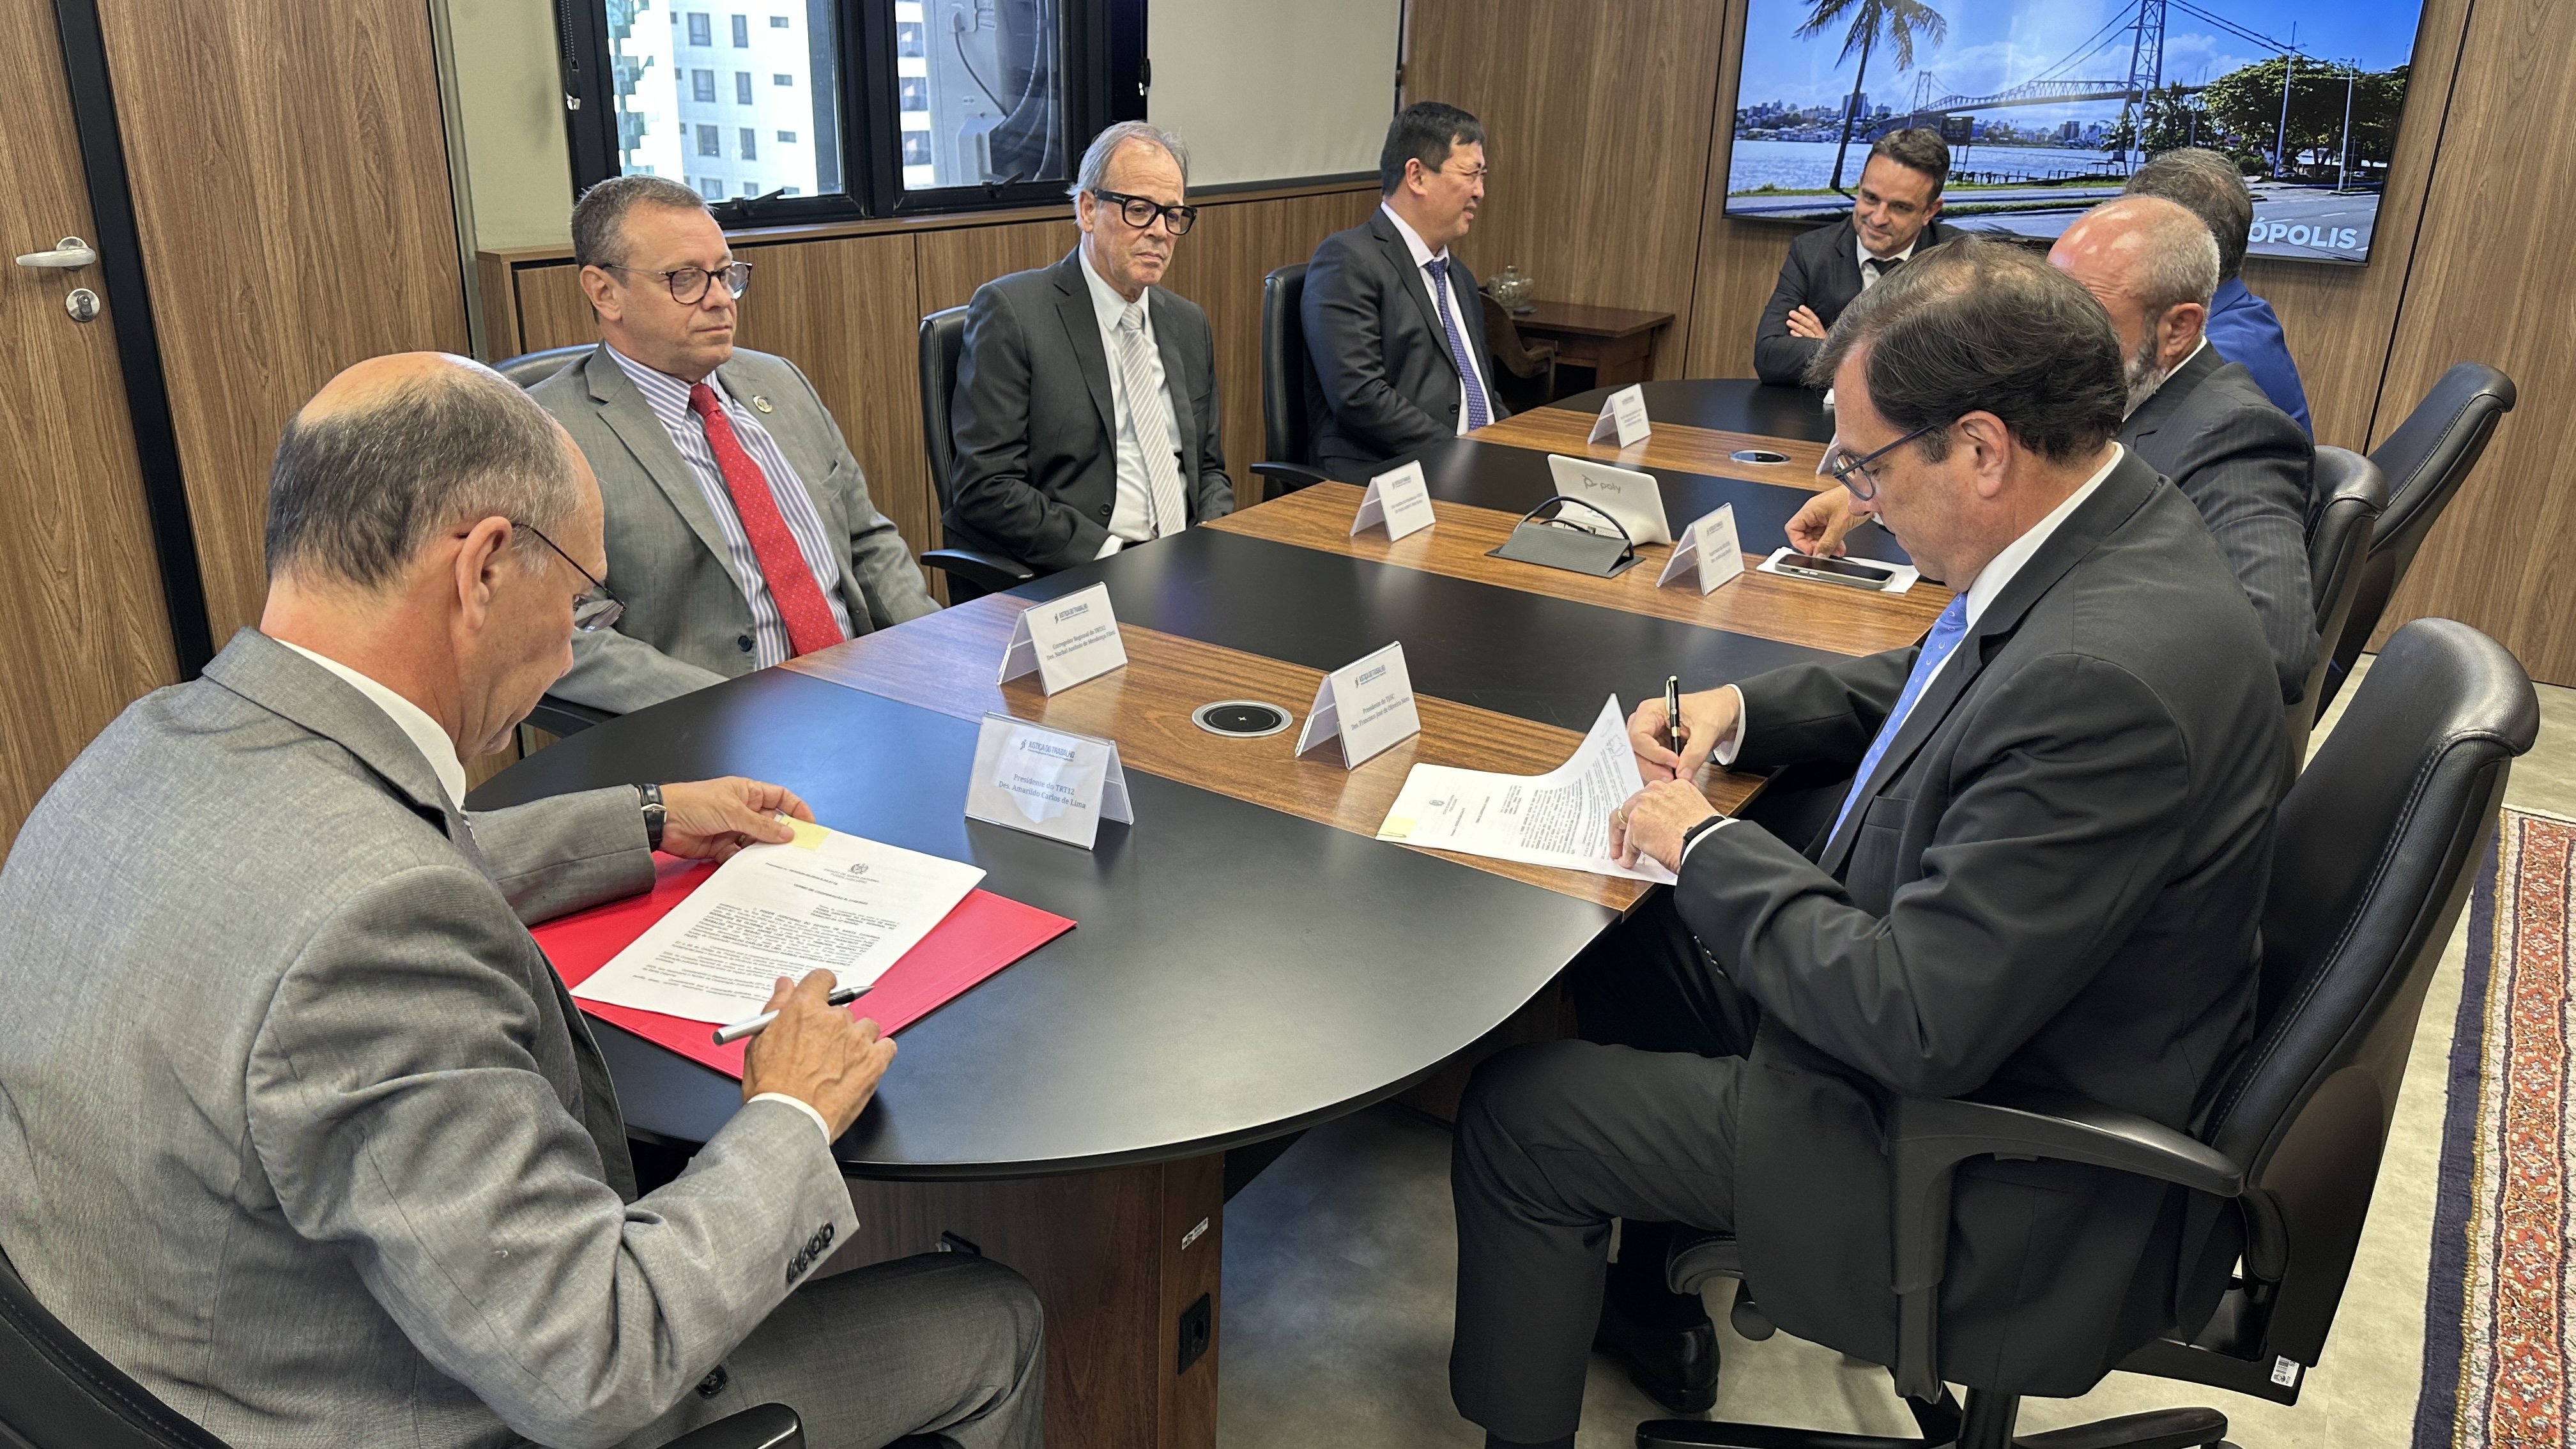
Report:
2126,148,2255,281
2095,194,2221,316
572,174,710,270
264,362,579,589
1070,122,1190,199
1808,234,2128,464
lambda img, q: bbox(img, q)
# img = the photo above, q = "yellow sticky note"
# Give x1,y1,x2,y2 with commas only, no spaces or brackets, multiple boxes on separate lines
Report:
782,816,829,850
1379,817,1414,840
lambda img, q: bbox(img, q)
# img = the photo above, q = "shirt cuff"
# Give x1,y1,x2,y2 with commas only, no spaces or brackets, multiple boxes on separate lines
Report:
1678,816,1736,868
1710,685,1747,767
747,1092,834,1147
1094,534,1124,560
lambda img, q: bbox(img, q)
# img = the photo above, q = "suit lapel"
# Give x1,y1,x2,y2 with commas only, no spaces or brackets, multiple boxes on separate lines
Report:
583,347,738,574
1373,211,1452,360
1052,250,1119,443
1816,453,2165,876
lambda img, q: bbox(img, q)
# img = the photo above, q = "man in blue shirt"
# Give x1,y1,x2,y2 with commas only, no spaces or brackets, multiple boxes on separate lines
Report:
2126,149,2313,436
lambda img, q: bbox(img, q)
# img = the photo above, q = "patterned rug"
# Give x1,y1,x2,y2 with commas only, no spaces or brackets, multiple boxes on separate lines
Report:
2417,808,2576,1449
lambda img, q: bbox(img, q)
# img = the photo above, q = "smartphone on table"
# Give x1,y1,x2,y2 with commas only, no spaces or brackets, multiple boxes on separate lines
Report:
1777,553,1898,590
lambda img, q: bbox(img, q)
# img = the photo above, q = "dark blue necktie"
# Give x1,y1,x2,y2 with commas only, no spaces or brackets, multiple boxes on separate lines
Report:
1424,257,1492,431
1826,592,1970,848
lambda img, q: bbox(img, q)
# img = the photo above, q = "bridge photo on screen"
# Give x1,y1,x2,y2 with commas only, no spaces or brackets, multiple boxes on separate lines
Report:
1726,0,2428,264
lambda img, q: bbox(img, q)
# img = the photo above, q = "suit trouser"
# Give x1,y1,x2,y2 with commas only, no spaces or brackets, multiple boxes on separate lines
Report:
618,1252,1044,1449
1449,893,1760,1446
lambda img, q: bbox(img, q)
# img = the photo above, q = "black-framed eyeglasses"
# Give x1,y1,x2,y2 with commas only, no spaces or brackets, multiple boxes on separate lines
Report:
518,520,624,633
1091,188,1198,236
601,261,753,305
1820,422,1940,501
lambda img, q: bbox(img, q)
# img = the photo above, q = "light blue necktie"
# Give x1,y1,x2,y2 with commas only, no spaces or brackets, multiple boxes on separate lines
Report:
1826,593,1971,848
1424,257,1492,430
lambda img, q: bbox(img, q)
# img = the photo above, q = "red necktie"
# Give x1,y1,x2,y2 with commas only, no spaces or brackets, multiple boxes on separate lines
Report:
687,383,843,657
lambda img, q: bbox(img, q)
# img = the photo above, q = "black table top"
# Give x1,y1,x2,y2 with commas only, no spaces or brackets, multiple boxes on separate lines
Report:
1548,378,1836,445
477,671,1616,1179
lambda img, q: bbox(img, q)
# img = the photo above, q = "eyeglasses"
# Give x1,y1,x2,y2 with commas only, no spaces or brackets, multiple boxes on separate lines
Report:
1091,188,1199,236
518,520,624,632
1442,164,1490,181
601,261,753,305
1820,423,1939,502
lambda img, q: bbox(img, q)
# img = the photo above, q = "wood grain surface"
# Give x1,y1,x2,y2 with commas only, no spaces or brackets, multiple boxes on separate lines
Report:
96,0,470,644
783,596,1761,912
915,218,1075,313
0,0,179,850
1469,406,1831,480
1207,483,1944,656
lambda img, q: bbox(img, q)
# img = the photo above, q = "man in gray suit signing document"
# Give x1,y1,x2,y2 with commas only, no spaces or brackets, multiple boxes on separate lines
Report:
0,355,1040,1449
533,176,939,714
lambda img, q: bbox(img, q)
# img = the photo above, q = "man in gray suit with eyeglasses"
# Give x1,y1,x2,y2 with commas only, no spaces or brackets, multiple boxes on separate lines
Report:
0,354,1040,1449
531,175,939,716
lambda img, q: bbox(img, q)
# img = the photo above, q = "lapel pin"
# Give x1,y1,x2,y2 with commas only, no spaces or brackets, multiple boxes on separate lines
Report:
752,395,774,414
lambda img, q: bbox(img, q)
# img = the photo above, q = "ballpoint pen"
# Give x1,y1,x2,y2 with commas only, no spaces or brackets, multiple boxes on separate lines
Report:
712,983,873,1045
1664,674,1685,756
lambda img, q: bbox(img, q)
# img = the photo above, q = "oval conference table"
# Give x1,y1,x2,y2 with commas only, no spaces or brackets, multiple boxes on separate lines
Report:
472,378,1938,1449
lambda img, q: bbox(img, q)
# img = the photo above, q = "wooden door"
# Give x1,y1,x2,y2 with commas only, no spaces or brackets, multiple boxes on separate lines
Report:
0,0,178,850
93,0,472,647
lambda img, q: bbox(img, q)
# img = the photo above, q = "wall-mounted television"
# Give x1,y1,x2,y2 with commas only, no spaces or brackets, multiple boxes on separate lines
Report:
1724,0,2429,264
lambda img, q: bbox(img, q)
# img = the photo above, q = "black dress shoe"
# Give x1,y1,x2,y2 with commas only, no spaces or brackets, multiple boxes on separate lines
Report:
1592,1296,1718,1414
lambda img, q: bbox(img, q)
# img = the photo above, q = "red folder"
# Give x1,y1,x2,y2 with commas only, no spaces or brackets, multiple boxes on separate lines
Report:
534,855,1074,1080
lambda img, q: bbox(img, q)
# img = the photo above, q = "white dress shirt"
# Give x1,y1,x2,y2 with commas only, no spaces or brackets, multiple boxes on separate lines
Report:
1857,231,1923,291
1680,445,2128,865
1080,249,1187,560
275,637,836,1145
606,346,855,666
1381,203,1495,435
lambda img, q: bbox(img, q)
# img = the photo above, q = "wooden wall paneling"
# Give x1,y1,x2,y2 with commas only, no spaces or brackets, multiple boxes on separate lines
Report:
832,1156,1225,1449
1402,0,1729,383
2242,0,2472,452
510,263,599,355
914,218,1076,314
1157,188,1377,507
2364,0,2576,684
474,252,521,358
94,0,470,645
1682,0,1793,383
726,234,936,559
0,0,179,850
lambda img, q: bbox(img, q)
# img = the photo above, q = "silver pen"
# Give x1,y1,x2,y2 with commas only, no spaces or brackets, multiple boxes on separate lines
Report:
711,983,872,1046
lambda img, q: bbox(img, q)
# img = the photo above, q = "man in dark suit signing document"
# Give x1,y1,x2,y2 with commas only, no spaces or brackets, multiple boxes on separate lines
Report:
1446,239,2283,1449
1752,126,1959,387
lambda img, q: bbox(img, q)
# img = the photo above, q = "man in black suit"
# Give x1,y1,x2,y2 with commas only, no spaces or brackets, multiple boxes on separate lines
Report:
1301,102,1503,479
1752,127,1958,386
1448,240,2283,1449
946,121,1234,574
1791,195,2315,703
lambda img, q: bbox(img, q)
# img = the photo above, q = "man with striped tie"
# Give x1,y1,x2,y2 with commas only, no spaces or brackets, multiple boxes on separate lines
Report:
943,121,1236,576
533,176,938,713
1443,239,2284,1449
1302,102,1505,480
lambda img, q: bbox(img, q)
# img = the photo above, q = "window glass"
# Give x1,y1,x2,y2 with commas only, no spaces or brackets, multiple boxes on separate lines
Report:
892,0,1064,192
600,0,840,202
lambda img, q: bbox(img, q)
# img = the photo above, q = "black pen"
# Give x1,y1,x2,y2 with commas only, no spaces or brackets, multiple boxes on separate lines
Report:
712,983,873,1046
1664,674,1684,756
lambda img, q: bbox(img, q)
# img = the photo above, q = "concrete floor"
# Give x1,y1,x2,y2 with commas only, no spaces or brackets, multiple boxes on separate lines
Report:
1215,654,2576,1449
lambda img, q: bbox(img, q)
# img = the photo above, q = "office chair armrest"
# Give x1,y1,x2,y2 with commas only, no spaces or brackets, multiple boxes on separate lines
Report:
525,694,618,738
662,1402,803,1449
921,548,1035,595
1251,462,1330,500
1878,1087,2245,1402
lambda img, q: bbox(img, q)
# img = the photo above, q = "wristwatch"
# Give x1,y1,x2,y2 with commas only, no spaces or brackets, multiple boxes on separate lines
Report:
1677,814,1728,859
635,783,666,852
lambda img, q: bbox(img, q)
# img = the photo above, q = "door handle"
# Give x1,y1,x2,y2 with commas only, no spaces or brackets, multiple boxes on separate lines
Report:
15,237,97,270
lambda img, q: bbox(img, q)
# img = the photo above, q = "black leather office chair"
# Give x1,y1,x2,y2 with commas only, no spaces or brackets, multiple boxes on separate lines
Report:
2314,362,2517,714
2283,445,2388,772
1641,617,2538,1449
0,1239,804,1449
488,342,593,390
1254,262,1331,500
914,305,1035,603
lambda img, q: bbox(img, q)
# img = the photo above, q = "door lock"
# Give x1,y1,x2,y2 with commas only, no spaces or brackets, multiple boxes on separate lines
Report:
66,289,100,323
16,236,98,270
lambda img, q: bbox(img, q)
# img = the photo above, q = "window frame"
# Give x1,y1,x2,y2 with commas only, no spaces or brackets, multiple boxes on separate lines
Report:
558,0,1147,227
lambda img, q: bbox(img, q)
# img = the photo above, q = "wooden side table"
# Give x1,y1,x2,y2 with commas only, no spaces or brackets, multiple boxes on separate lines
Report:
1500,300,1676,390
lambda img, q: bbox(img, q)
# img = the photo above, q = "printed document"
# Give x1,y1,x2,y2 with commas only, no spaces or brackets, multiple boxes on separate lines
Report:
572,819,986,1023
1375,696,1678,884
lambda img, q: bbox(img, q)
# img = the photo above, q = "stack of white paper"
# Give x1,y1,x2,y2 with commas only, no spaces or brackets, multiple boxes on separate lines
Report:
1375,697,1678,884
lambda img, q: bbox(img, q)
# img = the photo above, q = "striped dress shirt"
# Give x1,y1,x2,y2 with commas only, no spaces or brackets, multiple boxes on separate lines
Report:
607,346,855,668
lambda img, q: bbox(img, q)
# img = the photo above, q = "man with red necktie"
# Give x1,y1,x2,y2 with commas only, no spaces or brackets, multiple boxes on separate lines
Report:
532,176,937,713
